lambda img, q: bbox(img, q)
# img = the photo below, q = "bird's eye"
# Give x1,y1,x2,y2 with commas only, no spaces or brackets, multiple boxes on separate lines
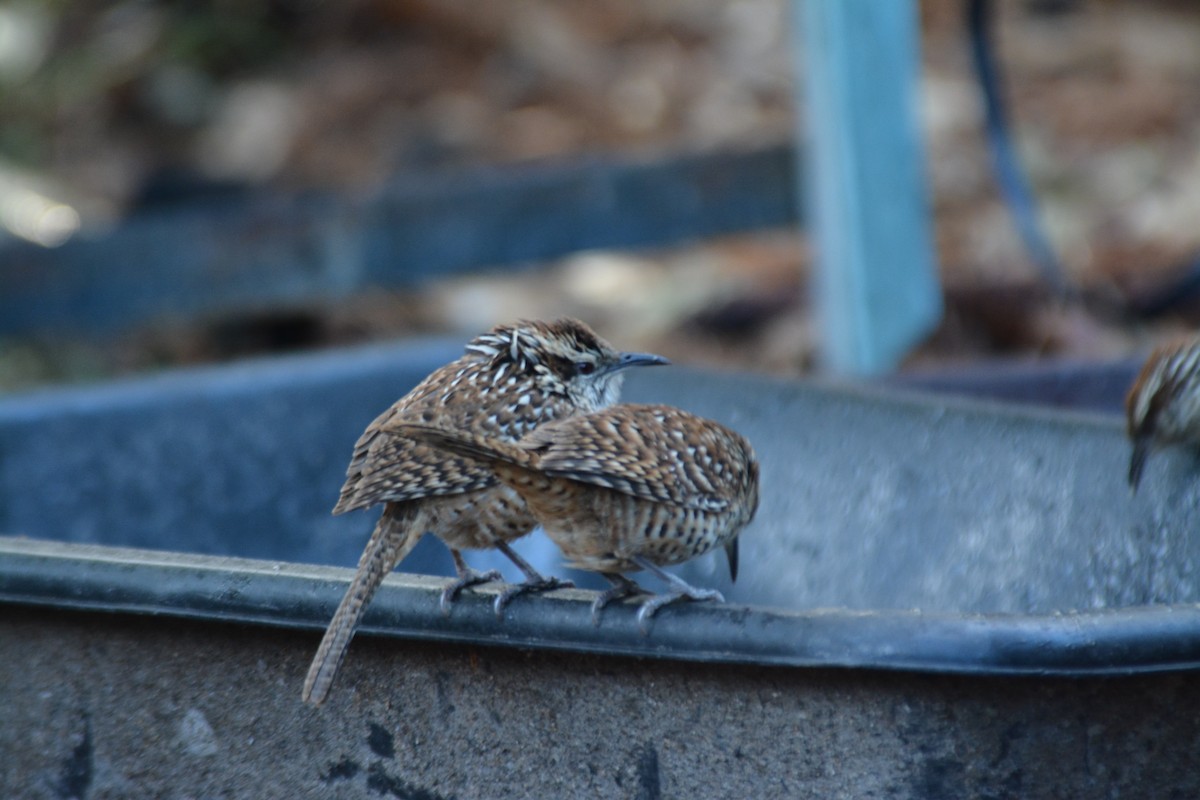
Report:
575,361,597,376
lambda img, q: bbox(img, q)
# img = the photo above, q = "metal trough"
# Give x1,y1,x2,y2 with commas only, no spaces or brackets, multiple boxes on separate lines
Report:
3,344,1200,798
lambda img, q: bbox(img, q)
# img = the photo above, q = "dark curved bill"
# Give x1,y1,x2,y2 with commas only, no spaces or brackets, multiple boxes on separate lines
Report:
1128,437,1151,493
615,352,671,371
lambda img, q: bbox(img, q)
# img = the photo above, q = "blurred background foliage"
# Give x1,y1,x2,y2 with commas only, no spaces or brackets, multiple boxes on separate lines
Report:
3,0,1200,390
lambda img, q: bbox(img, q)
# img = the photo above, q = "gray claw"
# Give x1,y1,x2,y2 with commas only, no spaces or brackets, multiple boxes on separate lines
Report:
635,587,725,634
591,574,649,627
440,568,503,615
492,577,575,618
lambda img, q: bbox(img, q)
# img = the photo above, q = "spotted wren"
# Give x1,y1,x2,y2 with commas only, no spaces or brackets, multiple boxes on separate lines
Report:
397,403,759,631
302,319,668,704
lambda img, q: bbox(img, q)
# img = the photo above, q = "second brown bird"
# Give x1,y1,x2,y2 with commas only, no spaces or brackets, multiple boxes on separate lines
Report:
302,319,668,705
398,403,760,630
1126,335,1200,491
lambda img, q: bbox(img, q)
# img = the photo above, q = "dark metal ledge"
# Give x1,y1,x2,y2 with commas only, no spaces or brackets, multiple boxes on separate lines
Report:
6,536,1200,678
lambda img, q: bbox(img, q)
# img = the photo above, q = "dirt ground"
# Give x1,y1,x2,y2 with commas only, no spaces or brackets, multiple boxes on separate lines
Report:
3,0,1200,389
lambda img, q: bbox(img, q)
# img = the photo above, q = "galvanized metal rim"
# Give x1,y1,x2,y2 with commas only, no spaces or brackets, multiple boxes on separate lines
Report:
4,536,1199,678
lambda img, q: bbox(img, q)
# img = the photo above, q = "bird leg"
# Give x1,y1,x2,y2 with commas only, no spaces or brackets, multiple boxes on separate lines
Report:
491,542,574,616
591,573,651,626
440,549,503,615
631,556,725,634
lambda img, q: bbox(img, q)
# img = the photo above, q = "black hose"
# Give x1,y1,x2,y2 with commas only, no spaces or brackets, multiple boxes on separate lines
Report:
967,0,1200,315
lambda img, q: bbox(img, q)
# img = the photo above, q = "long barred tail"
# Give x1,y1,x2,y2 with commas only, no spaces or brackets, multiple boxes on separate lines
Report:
302,502,424,705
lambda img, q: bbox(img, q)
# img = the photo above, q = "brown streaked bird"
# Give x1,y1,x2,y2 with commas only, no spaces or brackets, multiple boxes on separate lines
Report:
1126,335,1200,492
302,319,669,705
396,403,759,631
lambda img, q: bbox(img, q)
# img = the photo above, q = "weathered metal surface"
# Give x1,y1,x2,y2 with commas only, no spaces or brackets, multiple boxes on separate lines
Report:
4,606,1200,799
3,345,1200,796
1,345,1192,613
6,537,1200,677
0,338,466,572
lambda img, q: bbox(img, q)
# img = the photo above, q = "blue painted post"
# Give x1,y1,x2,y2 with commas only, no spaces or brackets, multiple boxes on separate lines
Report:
796,0,942,375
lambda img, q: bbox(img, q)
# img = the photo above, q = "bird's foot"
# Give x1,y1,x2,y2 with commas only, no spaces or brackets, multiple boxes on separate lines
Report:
440,567,504,615
493,576,575,617
635,585,725,634
627,555,725,633
591,574,650,627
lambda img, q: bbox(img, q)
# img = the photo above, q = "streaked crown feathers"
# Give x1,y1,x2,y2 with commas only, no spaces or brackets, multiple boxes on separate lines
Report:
464,318,615,373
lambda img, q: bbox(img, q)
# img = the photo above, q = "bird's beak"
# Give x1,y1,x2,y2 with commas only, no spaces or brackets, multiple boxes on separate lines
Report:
725,539,739,583
1129,436,1152,493
613,351,671,372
